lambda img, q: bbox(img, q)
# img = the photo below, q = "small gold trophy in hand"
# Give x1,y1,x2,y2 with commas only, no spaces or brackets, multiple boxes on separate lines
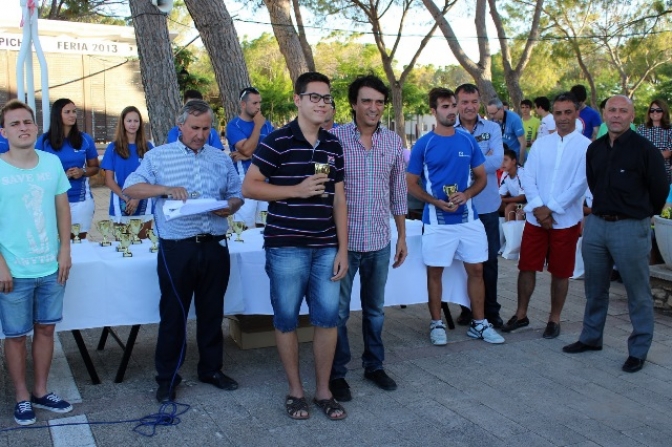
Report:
71,223,81,244
314,162,331,198
147,228,159,253
259,210,268,233
119,233,133,257
97,220,112,247
231,220,246,242
128,218,143,244
443,184,459,209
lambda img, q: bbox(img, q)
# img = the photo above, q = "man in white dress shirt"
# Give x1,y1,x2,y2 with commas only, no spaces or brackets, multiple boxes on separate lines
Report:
502,92,590,339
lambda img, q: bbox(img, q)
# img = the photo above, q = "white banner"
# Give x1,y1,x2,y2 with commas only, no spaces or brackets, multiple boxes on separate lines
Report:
0,33,136,57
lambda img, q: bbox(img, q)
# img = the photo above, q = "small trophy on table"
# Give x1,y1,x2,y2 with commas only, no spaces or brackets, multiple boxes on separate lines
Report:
231,220,246,242
97,220,112,247
128,218,143,245
147,228,159,253
71,223,81,244
119,233,133,257
443,184,459,209
115,224,128,252
314,162,331,198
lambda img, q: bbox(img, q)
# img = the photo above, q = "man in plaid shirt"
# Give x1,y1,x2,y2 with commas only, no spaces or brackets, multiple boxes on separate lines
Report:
328,75,408,402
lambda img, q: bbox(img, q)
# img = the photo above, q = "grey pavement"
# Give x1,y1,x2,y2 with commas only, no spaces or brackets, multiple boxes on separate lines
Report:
2,186,672,446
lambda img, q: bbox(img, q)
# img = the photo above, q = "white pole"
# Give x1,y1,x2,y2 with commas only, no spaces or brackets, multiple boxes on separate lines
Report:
16,0,50,131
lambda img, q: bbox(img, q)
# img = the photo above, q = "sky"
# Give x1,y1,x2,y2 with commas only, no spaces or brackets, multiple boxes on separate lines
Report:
5,1,497,69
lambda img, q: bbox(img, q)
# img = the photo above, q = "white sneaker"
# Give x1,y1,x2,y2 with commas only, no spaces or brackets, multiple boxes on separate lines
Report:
430,321,447,346
468,320,505,344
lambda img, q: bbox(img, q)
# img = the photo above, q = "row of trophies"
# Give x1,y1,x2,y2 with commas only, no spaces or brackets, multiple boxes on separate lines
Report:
71,218,158,257
70,210,271,255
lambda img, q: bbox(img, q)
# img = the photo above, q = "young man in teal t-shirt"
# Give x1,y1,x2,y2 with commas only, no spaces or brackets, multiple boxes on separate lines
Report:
0,100,73,426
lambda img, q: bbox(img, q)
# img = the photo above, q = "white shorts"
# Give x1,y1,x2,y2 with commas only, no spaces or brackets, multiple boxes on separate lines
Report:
234,198,268,229
422,219,488,267
70,195,95,232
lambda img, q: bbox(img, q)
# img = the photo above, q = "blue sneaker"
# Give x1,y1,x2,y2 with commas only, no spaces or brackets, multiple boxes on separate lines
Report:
14,401,36,426
31,393,73,413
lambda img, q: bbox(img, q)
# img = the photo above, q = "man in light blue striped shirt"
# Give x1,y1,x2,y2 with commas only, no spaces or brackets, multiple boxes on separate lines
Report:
124,100,243,403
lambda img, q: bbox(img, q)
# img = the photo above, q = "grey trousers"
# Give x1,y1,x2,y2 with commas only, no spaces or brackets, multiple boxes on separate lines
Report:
579,214,654,359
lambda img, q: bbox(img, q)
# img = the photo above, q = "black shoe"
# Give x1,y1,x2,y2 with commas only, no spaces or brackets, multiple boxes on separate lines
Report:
329,378,352,402
501,315,529,333
622,356,645,373
456,308,473,326
562,341,602,353
199,371,239,390
486,314,504,329
156,383,177,403
542,322,560,339
364,369,397,391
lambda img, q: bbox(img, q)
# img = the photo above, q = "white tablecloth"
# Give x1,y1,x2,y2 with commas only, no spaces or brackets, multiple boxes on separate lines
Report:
0,219,468,336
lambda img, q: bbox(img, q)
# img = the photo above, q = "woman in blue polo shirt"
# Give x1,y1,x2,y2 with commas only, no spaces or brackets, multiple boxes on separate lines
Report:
101,106,154,235
37,98,100,240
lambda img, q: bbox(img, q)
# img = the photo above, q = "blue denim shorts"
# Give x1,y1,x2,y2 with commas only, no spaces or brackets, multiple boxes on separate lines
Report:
0,272,65,338
265,246,340,332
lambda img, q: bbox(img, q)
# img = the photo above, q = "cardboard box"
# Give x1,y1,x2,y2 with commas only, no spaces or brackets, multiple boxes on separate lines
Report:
227,315,313,350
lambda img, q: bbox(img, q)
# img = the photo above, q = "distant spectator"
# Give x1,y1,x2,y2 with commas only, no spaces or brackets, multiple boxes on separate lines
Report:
486,98,526,163
570,84,601,140
637,99,672,183
499,148,526,221
520,99,540,152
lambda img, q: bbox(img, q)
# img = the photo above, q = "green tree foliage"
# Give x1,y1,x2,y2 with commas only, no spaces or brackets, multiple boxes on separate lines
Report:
39,0,127,24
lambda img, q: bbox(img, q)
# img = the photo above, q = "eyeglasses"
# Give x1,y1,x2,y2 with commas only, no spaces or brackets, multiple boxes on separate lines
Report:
239,87,259,101
650,108,664,114
299,93,334,104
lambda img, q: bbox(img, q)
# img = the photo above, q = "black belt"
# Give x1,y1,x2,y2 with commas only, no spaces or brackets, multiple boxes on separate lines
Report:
161,234,228,244
594,213,631,222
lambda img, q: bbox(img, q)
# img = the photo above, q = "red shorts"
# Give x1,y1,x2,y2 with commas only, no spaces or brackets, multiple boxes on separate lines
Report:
518,222,581,278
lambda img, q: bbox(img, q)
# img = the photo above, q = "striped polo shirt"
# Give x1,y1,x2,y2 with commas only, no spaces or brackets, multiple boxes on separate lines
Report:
252,119,344,248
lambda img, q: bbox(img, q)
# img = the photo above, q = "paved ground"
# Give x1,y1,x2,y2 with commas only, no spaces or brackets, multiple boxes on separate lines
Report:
1,187,672,446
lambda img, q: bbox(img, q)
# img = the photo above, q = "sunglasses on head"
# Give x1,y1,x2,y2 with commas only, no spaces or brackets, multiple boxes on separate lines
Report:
650,108,664,113
239,87,260,101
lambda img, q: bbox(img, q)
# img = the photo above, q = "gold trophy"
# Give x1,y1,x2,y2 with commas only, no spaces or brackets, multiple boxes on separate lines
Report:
71,223,81,244
226,216,235,240
443,184,459,208
314,162,331,198
128,218,143,244
259,211,268,233
119,233,133,257
114,225,125,252
147,228,159,253
97,220,112,247
231,220,246,242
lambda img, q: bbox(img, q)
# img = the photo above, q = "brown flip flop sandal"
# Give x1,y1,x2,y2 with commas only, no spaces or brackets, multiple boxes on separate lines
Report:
313,397,347,421
285,395,310,420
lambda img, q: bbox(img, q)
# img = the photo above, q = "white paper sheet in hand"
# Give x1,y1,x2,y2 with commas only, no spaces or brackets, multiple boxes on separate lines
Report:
163,199,229,221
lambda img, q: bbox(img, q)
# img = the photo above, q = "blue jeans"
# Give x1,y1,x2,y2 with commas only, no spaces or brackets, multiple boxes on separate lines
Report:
0,272,65,337
265,246,340,332
580,215,653,359
479,211,501,317
331,244,391,379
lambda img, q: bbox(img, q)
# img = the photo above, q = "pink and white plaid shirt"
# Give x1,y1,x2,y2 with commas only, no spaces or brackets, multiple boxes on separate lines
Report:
331,122,408,252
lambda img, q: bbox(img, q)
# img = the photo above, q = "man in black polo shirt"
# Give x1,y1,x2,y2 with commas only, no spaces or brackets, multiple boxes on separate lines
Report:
563,95,668,373
243,72,348,420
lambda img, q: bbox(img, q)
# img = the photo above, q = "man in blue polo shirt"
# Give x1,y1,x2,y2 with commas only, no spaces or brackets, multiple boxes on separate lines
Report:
243,72,348,421
407,87,505,346
226,87,274,228
486,98,526,163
